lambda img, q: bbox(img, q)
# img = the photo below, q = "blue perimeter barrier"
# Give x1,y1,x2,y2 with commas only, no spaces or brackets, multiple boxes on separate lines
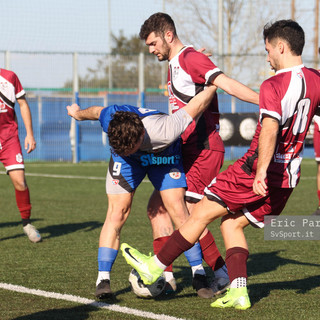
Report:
15,94,315,162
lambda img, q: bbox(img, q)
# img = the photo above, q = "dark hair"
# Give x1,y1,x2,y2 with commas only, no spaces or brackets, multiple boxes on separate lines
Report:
107,111,144,156
139,12,177,40
263,19,305,55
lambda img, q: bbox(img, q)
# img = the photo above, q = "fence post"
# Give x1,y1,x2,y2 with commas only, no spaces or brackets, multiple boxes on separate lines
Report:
5,50,10,69
138,52,145,108
71,52,80,163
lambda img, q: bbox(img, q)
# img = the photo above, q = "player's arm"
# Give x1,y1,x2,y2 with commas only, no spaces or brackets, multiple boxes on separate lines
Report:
213,73,259,105
253,116,279,196
17,96,36,153
183,85,217,119
66,103,104,120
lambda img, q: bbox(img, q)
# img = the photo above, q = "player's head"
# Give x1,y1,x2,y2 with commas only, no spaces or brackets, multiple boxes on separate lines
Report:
139,12,177,61
263,20,305,56
107,111,145,156
263,20,304,72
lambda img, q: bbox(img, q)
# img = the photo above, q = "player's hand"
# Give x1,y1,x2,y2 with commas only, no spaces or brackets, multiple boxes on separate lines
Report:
25,135,36,153
253,172,267,197
197,47,212,57
66,103,80,118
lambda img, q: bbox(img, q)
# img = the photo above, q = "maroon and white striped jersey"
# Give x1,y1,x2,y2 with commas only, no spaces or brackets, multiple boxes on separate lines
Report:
240,65,320,188
167,46,224,152
0,69,25,142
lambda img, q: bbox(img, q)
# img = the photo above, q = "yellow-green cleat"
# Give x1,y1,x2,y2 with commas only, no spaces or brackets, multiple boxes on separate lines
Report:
210,287,251,310
120,243,163,285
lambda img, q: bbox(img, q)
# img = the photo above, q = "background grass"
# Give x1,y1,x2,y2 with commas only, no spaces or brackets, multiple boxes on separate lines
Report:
0,159,319,320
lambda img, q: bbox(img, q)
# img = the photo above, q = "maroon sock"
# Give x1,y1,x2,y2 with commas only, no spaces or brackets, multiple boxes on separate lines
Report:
225,247,249,283
199,231,225,271
157,230,193,267
15,188,32,220
153,236,173,272
317,190,320,206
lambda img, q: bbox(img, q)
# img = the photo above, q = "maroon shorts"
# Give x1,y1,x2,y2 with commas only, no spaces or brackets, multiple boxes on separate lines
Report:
182,146,224,202
204,161,293,228
0,135,24,172
314,121,320,162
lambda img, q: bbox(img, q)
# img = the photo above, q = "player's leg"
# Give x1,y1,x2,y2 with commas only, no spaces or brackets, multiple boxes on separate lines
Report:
3,136,41,243
147,190,177,293
96,154,144,299
121,196,228,286
96,192,134,299
159,187,214,298
210,213,251,310
312,123,320,215
184,149,229,293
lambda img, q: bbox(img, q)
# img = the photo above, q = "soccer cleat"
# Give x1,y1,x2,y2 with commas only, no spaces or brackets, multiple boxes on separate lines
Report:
23,224,42,243
211,277,230,296
312,206,320,215
164,278,177,295
121,243,163,285
192,274,214,299
210,287,251,310
95,279,113,299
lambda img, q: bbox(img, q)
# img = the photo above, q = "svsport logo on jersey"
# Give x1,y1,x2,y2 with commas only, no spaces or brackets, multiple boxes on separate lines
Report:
0,102,7,113
140,154,180,166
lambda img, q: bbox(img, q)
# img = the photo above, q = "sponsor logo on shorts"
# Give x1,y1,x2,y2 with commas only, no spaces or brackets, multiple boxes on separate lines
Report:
169,168,181,180
112,179,120,185
16,153,23,163
140,153,180,166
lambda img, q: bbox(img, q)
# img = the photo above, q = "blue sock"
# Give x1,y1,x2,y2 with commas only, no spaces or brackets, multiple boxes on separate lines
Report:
184,242,203,266
98,247,118,271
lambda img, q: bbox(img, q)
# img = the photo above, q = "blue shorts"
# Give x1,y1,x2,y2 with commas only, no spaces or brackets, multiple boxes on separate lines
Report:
106,139,187,194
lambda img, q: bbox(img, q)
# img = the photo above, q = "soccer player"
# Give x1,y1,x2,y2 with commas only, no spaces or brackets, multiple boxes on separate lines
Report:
312,111,320,215
0,68,41,243
66,85,218,299
139,12,259,296
121,19,320,310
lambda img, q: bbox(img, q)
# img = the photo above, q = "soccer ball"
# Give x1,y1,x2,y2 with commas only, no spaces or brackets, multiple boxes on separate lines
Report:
128,269,165,298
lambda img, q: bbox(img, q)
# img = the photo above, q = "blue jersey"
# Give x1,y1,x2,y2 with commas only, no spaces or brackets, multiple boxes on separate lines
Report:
99,104,162,134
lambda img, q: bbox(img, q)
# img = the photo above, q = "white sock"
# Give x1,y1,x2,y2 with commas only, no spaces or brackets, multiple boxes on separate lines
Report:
164,271,174,282
96,271,110,286
154,255,167,270
214,264,229,279
230,277,247,288
191,264,206,277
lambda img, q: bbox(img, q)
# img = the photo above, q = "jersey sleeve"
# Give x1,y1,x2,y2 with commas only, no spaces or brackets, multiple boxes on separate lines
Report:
141,108,193,150
12,72,25,99
181,50,223,85
259,80,282,123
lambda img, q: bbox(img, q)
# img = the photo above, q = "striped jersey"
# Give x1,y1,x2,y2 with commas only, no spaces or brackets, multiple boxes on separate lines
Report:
167,46,224,152
240,65,320,188
0,69,25,142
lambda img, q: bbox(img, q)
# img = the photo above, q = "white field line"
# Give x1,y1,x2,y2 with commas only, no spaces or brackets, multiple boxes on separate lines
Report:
0,171,151,182
0,170,315,181
0,282,186,320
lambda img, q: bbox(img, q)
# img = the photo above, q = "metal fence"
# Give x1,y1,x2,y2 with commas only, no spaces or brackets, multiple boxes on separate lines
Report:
2,50,315,162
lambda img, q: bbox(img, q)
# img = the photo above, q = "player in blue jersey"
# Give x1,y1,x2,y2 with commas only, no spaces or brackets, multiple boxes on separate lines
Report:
66,85,218,299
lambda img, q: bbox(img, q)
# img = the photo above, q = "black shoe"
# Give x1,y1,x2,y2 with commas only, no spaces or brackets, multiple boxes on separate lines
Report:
95,279,113,299
192,274,214,299
312,207,320,215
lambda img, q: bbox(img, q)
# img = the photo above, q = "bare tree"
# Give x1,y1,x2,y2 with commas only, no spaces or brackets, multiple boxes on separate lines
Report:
165,0,289,88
